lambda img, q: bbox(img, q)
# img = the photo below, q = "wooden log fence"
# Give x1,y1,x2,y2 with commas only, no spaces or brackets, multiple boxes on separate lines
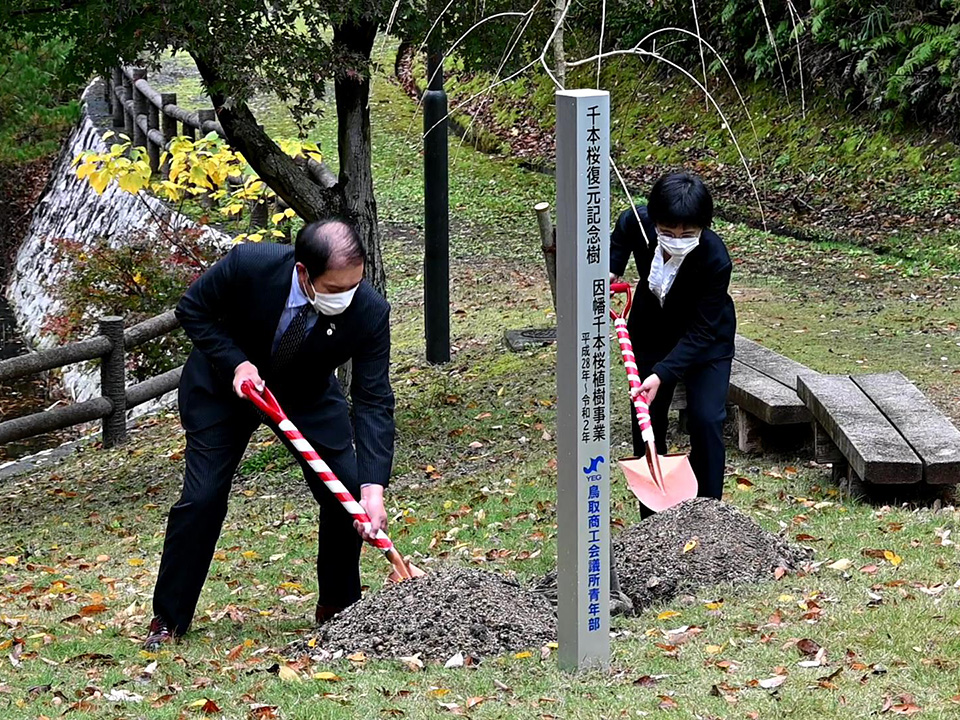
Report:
0,68,346,453
0,311,182,448
102,67,336,192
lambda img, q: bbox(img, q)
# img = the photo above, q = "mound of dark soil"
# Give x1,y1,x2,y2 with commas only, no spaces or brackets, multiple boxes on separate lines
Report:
313,565,556,662
614,498,809,609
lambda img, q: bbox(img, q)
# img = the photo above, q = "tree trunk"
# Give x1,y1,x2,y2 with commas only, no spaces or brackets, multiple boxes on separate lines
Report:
333,19,386,297
192,53,346,223
553,0,567,88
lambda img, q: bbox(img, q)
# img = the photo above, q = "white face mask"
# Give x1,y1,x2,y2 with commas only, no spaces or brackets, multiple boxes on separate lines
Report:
658,232,701,258
305,282,359,316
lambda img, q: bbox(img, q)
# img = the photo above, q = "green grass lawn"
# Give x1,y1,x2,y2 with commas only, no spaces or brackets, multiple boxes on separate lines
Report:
2,38,960,720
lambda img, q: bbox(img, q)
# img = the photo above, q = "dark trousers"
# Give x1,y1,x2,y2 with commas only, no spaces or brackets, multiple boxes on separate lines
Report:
153,414,362,635
630,358,732,517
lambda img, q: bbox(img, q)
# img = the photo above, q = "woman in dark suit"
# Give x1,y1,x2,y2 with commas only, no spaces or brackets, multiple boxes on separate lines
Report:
609,172,736,512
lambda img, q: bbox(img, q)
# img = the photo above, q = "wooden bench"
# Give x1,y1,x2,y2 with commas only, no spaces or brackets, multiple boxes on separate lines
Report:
798,372,960,486
727,336,817,453
528,326,818,454
662,336,818,453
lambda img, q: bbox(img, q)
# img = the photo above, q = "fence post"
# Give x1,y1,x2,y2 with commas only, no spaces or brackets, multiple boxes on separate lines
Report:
160,94,178,144
250,198,268,228
197,109,215,137
196,110,217,208
273,199,292,243
99,316,127,448
111,68,125,128
160,93,177,178
122,70,135,138
147,98,161,173
132,68,148,152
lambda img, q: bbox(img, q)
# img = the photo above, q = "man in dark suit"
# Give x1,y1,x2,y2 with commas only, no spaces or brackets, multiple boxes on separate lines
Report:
609,173,736,511
144,219,395,649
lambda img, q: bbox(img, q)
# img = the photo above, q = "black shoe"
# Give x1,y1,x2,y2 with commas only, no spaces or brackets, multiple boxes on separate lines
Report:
315,604,344,626
143,616,174,650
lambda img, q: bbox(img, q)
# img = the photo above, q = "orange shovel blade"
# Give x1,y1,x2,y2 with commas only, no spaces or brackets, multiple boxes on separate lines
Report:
387,562,427,583
385,548,427,583
619,454,698,513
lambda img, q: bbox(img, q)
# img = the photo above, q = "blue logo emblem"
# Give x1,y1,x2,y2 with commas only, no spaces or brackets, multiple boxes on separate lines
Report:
583,455,605,474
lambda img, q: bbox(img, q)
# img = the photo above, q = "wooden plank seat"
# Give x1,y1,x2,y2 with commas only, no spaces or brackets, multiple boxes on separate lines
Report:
726,335,818,452
590,330,818,453
852,373,960,485
642,336,817,452
800,371,960,486
798,374,931,485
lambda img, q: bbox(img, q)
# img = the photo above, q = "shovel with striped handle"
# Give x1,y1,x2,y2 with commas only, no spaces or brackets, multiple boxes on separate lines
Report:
241,380,424,582
610,282,698,512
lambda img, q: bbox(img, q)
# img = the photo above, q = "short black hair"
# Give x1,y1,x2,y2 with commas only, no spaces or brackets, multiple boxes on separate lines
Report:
647,172,714,229
295,218,366,279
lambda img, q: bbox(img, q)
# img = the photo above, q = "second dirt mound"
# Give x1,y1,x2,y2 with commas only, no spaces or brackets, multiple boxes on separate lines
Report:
614,498,809,609
312,565,556,662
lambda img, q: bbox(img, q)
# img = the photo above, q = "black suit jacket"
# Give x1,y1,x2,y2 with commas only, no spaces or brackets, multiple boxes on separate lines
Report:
609,206,736,383
176,242,395,487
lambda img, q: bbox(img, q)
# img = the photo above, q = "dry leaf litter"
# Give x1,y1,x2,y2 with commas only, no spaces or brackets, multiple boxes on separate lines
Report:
312,565,556,661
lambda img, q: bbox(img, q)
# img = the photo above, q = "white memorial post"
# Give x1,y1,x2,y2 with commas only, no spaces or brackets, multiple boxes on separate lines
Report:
555,89,611,671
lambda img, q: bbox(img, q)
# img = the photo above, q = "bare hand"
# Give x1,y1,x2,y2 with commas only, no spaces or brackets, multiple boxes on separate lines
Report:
354,484,387,542
233,361,263,398
640,373,661,404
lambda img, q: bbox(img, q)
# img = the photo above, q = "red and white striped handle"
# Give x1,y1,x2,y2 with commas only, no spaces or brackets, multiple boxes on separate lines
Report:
240,380,393,552
610,282,667,495
609,282,654,444
612,316,655,445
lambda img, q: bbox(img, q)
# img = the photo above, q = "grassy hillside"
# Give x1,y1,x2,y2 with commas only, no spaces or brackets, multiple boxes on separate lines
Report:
409,51,960,272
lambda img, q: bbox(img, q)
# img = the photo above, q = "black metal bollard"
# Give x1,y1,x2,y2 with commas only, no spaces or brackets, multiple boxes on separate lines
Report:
423,46,450,364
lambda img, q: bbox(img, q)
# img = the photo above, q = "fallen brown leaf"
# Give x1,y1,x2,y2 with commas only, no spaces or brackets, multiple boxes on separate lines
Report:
633,675,662,687
201,699,222,714
249,705,279,719
657,695,678,710
79,604,108,617
797,639,822,657
889,704,921,715
151,694,175,708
